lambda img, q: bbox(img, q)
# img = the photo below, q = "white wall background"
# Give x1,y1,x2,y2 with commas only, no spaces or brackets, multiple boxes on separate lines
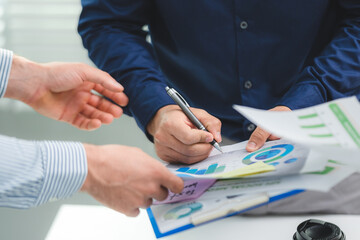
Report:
0,1,156,239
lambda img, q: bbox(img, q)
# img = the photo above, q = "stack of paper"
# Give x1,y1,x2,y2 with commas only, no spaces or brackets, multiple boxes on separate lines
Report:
147,96,360,238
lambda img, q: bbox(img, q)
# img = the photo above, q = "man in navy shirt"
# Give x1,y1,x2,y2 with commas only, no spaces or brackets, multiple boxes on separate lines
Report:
78,1,360,164
78,0,360,215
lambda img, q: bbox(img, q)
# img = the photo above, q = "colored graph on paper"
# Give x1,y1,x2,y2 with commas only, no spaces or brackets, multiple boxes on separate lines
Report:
167,139,313,179
233,97,360,150
176,163,225,175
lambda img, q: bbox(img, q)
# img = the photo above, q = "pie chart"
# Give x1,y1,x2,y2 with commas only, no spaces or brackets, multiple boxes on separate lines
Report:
243,144,294,165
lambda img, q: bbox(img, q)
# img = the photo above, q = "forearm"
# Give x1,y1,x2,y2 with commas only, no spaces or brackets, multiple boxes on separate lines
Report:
0,135,87,208
3,53,46,104
78,0,174,133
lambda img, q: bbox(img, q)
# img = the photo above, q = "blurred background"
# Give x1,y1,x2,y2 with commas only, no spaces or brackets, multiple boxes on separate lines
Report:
0,0,156,239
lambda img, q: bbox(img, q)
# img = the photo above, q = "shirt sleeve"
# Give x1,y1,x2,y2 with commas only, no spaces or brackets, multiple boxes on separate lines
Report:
0,49,13,98
277,0,360,109
78,0,174,138
0,135,87,208
0,49,87,208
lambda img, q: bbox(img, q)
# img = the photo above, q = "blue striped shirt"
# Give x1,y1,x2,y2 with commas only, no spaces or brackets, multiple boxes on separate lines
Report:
0,49,87,208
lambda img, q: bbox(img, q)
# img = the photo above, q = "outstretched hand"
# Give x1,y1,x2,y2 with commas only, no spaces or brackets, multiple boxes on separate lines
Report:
246,106,291,152
5,55,128,130
81,144,184,217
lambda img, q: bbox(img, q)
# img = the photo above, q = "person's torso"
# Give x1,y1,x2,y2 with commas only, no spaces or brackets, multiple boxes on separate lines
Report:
149,0,339,140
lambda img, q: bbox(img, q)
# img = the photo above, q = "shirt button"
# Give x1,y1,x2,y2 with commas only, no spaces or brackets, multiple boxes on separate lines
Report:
240,21,248,30
244,80,252,89
247,123,256,132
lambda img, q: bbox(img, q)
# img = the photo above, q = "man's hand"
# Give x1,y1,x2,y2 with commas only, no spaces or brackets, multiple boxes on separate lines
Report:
246,106,291,152
81,144,184,217
5,55,129,130
147,105,222,164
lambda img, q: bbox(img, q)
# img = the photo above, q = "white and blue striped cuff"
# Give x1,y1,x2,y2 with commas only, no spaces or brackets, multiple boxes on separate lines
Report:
35,141,87,206
0,49,13,98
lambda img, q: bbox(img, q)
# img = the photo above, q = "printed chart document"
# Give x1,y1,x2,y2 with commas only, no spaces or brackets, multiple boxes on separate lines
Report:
147,96,360,238
167,139,327,179
233,96,360,166
148,161,353,238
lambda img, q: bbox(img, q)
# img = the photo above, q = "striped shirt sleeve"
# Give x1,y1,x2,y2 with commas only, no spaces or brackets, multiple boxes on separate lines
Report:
0,48,88,208
0,49,13,98
0,135,88,208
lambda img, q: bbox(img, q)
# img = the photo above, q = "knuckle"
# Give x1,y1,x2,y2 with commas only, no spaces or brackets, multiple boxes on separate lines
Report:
213,118,222,127
162,120,173,129
182,134,195,144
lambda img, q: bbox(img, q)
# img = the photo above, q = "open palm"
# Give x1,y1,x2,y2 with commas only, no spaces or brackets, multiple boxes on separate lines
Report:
28,62,128,130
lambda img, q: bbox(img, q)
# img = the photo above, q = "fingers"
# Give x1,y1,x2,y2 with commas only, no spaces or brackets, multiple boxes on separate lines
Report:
83,64,124,92
125,208,140,217
175,127,214,145
93,84,129,107
72,114,102,130
268,135,280,141
246,126,271,152
193,108,222,143
81,104,114,124
160,171,184,194
151,186,169,202
87,94,123,118
245,106,290,152
148,105,222,163
156,144,212,164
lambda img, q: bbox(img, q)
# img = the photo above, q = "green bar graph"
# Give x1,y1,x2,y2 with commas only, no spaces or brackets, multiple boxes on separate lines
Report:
329,103,360,148
298,113,318,119
300,124,326,129
309,134,334,138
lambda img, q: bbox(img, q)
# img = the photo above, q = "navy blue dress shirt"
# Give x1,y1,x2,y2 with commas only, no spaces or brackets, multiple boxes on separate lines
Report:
78,0,360,141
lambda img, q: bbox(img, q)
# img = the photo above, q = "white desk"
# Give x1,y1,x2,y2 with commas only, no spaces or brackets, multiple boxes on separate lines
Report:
46,205,360,240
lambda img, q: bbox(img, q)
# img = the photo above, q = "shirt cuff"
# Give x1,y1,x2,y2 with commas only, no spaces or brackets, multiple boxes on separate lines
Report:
0,49,13,98
128,82,175,140
35,141,87,206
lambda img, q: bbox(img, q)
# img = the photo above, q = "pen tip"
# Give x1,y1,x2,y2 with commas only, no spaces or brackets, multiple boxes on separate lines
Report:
213,143,223,153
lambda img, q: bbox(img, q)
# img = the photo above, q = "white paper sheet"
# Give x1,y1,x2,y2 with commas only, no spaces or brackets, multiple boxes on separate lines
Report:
152,161,354,234
233,97,360,166
167,139,326,179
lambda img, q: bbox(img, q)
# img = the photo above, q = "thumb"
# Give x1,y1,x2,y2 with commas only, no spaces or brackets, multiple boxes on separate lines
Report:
246,126,271,152
161,171,184,194
84,66,124,92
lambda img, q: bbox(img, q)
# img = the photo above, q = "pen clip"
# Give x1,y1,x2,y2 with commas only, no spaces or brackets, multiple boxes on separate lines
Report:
172,88,190,107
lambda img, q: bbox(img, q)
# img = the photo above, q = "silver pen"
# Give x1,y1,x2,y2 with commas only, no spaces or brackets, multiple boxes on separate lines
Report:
165,86,223,153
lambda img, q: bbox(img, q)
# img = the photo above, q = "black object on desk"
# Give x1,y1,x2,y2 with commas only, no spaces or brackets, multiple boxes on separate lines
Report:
293,219,345,240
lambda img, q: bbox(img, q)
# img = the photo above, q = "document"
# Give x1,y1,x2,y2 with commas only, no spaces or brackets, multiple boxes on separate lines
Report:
147,96,360,238
233,96,360,166
149,160,353,237
167,139,326,179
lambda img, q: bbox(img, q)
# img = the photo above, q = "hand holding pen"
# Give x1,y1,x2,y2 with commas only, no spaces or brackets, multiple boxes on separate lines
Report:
147,87,222,164
165,87,223,153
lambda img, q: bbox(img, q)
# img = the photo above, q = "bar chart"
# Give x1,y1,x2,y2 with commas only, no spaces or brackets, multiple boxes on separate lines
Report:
176,163,226,175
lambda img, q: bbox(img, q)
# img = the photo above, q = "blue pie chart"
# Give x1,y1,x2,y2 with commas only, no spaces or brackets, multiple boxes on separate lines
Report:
243,144,294,165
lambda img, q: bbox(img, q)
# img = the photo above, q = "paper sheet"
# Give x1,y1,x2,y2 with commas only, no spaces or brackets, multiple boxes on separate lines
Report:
150,160,354,234
233,96,360,166
167,139,326,179
153,179,216,205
